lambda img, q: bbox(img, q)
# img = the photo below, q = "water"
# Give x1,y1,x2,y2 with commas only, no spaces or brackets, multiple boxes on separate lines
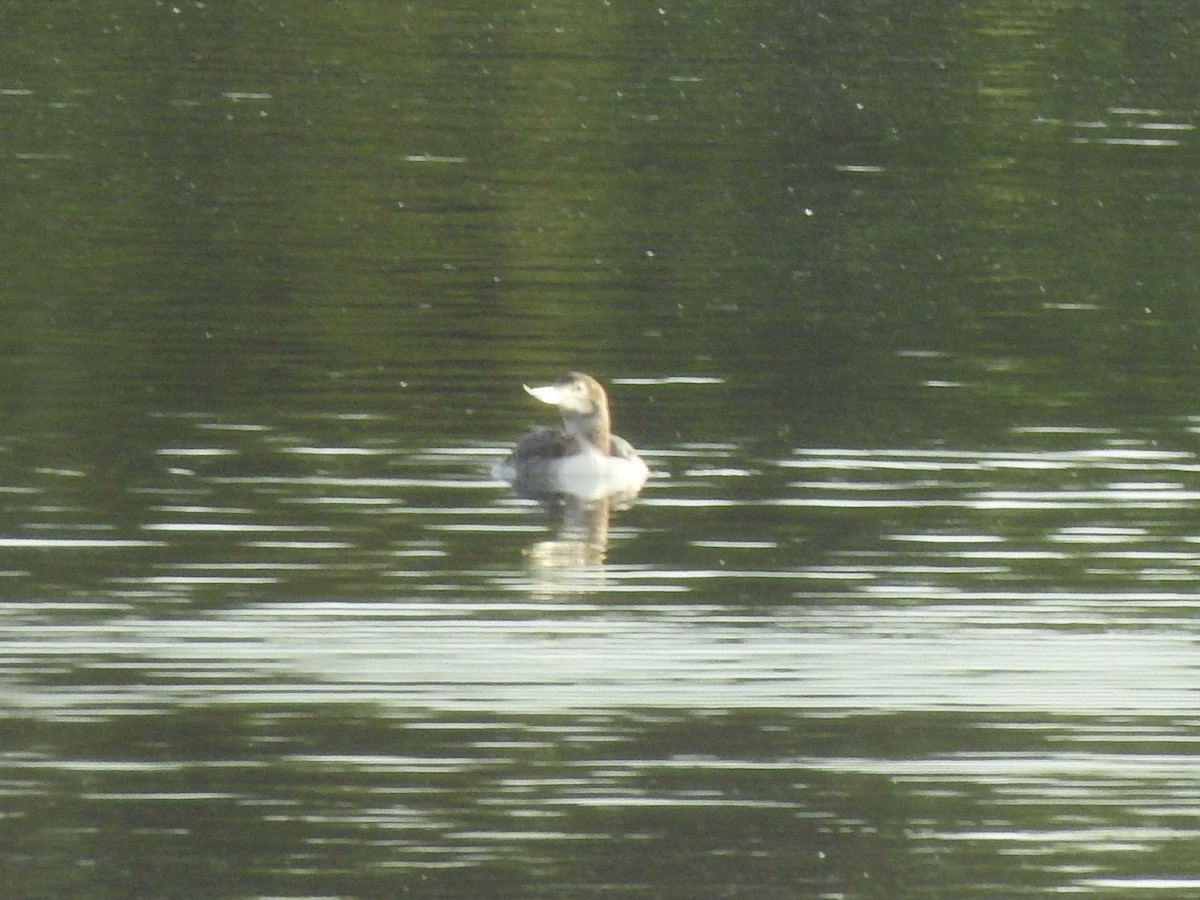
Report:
4,2,1200,897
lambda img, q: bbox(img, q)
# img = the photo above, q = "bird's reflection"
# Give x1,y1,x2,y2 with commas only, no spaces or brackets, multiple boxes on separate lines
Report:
506,482,643,577
525,492,612,567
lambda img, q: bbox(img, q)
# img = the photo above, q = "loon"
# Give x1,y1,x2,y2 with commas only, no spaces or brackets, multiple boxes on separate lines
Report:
494,372,649,498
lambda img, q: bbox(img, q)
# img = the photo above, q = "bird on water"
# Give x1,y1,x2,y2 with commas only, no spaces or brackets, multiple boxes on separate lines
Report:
494,372,649,498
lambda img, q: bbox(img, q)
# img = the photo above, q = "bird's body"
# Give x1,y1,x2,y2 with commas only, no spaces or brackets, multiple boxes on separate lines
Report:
494,372,649,498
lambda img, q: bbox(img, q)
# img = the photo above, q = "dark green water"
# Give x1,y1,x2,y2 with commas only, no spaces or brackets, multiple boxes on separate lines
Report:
3,2,1200,897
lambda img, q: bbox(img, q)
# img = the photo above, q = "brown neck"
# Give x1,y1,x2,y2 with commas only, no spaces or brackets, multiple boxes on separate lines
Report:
564,407,611,454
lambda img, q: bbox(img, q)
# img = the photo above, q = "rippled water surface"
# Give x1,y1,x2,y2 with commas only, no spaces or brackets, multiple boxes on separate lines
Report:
5,1,1200,898
5,420,1200,897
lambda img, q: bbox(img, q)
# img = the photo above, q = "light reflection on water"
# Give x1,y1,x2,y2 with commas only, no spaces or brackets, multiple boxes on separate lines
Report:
2,417,1200,893
5,599,1196,718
